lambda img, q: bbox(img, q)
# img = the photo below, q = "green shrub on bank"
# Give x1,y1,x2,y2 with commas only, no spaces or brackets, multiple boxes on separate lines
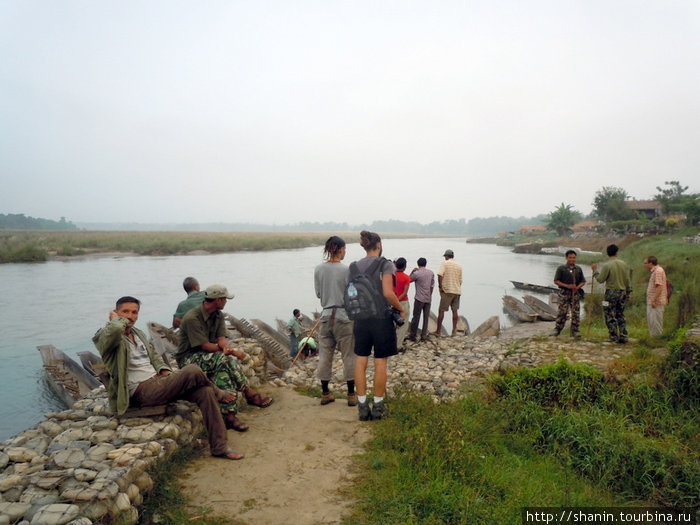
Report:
345,389,617,525
490,354,699,507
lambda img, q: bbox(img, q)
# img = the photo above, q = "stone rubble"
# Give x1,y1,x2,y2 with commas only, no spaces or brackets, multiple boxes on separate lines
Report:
0,337,267,525
280,320,649,400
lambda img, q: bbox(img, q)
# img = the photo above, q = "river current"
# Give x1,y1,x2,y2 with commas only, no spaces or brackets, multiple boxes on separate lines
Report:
0,237,568,440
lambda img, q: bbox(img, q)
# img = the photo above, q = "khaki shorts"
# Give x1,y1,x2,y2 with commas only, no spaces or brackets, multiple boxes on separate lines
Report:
439,292,460,312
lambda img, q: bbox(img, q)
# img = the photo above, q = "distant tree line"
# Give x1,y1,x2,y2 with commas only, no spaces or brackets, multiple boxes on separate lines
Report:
0,214,77,230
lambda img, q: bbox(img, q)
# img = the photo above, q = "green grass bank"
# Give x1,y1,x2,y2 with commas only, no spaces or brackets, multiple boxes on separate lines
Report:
0,230,337,263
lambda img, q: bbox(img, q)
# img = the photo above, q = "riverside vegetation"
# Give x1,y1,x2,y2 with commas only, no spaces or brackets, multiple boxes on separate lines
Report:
0,231,336,263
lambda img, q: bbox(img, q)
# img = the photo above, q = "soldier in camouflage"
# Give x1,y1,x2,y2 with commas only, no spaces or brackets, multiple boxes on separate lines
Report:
552,250,586,337
592,244,633,344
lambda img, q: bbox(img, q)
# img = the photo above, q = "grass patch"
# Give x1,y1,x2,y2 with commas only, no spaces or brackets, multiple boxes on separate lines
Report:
344,390,617,525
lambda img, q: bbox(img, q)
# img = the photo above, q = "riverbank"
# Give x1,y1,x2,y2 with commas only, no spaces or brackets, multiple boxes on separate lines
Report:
179,321,659,524
0,231,427,263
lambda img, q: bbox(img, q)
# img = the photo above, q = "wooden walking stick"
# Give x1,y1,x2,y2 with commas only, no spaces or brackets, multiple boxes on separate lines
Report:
290,316,321,367
585,274,595,336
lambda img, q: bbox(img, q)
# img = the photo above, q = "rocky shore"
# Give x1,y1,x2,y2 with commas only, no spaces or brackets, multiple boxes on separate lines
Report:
281,320,638,399
0,319,668,524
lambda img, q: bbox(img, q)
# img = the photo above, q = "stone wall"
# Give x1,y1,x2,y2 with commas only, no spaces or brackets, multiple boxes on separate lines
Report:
0,336,268,525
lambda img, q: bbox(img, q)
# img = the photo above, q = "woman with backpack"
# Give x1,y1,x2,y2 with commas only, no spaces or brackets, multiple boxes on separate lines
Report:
313,236,358,406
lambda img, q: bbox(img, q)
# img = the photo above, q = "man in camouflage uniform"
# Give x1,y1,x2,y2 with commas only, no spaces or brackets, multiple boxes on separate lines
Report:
592,244,632,344
176,284,273,432
552,250,586,338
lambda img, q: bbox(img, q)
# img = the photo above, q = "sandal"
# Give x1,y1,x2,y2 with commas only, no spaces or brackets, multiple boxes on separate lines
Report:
218,390,237,404
246,392,274,408
224,414,249,432
216,449,244,460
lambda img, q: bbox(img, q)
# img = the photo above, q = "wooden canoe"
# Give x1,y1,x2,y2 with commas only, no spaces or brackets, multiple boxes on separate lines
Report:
502,295,538,323
510,280,558,295
38,344,102,408
522,294,558,321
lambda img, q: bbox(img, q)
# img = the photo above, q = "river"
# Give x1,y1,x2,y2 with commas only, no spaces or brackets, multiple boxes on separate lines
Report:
0,237,571,440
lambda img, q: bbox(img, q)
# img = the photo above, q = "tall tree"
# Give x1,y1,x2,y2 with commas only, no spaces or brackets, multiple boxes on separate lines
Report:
592,187,635,223
655,180,700,225
546,203,582,236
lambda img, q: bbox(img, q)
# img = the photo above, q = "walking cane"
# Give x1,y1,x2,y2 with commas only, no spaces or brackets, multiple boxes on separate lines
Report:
291,316,321,367
585,274,595,337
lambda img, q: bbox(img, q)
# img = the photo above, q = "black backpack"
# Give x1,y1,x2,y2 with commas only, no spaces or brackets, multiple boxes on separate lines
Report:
344,257,390,320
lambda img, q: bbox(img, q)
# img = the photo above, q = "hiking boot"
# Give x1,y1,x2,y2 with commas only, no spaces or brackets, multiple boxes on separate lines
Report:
371,400,389,420
347,393,358,407
358,401,371,421
320,392,335,405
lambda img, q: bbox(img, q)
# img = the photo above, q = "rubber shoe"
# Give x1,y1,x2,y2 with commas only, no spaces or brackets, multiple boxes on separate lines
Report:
358,401,371,421
347,393,358,407
371,400,389,420
551,329,561,337
320,392,335,405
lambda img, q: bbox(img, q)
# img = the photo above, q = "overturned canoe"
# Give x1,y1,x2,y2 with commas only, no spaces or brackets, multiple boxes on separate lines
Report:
469,316,500,338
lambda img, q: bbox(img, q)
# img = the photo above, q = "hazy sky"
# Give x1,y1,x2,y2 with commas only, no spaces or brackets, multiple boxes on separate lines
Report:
1,1,698,225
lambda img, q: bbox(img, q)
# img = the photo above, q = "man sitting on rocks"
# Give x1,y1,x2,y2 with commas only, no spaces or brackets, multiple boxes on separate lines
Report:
93,295,243,460
176,284,273,433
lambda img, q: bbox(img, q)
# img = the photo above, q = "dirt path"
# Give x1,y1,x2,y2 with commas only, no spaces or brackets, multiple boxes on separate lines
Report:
178,386,371,525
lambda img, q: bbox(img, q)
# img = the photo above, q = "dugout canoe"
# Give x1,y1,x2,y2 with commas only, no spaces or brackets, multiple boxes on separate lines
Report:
510,280,559,295
522,294,558,321
38,344,102,408
502,295,538,323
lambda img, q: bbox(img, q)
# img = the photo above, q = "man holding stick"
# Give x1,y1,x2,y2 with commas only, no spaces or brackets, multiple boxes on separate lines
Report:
552,249,586,338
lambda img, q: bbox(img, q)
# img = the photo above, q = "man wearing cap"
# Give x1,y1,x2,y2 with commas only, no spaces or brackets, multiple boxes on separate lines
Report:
93,295,243,460
435,249,462,336
172,276,206,329
177,284,273,432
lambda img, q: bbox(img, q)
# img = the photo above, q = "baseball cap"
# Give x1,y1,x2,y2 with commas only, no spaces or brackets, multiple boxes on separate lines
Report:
443,249,454,257
205,284,234,300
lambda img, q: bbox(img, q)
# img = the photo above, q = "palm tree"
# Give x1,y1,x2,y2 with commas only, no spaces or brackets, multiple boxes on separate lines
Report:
546,203,582,236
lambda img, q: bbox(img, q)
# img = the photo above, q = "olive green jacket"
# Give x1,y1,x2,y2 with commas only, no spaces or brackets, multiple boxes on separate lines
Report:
92,317,171,415
593,258,632,293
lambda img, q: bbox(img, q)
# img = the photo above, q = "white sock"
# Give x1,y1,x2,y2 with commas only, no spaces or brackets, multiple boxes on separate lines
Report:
358,395,367,404
374,396,383,404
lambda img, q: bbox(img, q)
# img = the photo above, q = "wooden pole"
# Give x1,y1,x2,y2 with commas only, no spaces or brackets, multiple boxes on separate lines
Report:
290,316,321,367
585,274,595,336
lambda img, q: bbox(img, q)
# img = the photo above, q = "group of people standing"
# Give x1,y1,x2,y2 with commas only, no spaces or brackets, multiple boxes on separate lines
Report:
552,243,669,342
311,232,463,421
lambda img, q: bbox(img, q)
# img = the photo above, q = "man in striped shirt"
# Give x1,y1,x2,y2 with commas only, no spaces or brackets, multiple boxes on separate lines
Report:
435,249,463,337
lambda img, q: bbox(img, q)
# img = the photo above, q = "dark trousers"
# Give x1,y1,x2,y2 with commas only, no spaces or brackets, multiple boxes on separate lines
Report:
131,364,228,456
409,299,431,339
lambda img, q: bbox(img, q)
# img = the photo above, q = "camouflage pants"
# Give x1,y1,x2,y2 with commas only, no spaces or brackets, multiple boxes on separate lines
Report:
555,290,581,334
180,351,249,414
603,289,628,342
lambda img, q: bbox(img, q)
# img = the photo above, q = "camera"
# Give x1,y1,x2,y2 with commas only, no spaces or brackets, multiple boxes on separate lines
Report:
390,307,405,327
